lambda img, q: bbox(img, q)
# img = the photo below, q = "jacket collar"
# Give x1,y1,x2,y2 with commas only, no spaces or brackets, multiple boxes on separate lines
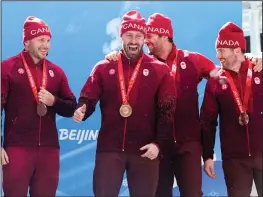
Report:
155,43,177,67
120,48,144,67
21,50,44,67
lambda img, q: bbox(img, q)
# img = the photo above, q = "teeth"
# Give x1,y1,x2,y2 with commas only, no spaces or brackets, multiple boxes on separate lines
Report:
129,46,138,50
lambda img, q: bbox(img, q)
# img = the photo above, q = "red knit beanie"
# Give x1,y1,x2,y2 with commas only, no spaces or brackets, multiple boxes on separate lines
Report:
146,13,173,38
23,16,52,43
216,22,246,51
120,10,147,37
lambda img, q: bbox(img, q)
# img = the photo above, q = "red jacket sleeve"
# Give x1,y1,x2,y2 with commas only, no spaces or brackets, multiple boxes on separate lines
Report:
200,79,219,162
1,60,12,113
1,59,13,146
52,67,77,117
193,52,216,80
77,63,102,121
155,65,177,149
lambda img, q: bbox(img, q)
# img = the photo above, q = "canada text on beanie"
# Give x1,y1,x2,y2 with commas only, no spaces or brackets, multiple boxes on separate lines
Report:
216,21,246,51
120,10,147,37
23,16,52,43
146,13,173,38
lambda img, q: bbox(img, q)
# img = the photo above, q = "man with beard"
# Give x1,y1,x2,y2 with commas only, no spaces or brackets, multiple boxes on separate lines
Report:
201,22,262,197
1,16,77,197
105,13,262,197
73,10,176,197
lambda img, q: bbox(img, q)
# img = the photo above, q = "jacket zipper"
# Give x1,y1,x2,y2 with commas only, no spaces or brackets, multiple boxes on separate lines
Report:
167,60,177,143
121,59,131,151
36,66,42,146
238,73,251,156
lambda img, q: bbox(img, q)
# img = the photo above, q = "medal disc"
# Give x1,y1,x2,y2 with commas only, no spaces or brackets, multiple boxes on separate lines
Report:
119,104,132,118
238,113,249,126
37,103,47,116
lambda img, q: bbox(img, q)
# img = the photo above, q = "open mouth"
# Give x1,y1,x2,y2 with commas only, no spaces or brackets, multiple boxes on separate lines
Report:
220,59,226,64
128,45,138,51
147,44,153,50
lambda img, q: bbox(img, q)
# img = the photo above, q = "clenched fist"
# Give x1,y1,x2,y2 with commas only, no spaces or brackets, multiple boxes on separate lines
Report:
38,87,55,106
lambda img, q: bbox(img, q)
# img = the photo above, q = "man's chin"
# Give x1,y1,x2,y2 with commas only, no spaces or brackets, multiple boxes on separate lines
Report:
39,54,47,59
127,52,140,59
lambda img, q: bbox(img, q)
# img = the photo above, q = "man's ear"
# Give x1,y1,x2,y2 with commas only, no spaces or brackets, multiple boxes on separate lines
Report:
234,47,242,55
24,40,29,48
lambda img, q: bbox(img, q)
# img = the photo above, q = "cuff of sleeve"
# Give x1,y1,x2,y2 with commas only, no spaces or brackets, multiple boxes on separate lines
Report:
51,96,57,107
202,153,214,163
151,142,160,151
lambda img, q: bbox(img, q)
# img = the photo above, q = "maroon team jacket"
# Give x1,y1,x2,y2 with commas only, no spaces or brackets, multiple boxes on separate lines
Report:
78,50,177,154
200,58,262,160
156,44,216,143
1,50,77,148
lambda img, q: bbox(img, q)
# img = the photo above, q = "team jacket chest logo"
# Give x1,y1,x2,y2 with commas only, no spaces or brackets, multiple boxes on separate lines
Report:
254,77,260,84
18,68,25,74
221,84,228,90
109,69,115,75
49,70,54,77
180,62,186,69
143,69,149,76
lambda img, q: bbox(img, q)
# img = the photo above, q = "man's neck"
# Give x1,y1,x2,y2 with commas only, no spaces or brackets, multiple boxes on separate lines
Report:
157,43,173,61
228,63,242,72
25,49,40,64
30,54,40,64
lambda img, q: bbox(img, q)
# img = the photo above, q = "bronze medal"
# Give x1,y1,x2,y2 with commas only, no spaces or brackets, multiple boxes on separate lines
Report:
119,104,132,118
37,103,47,116
238,113,249,126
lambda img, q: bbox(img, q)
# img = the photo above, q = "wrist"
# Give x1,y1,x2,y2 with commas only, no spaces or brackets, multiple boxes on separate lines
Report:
51,95,56,106
151,142,160,151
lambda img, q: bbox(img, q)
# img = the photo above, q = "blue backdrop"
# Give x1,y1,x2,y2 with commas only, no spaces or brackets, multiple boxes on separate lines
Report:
2,1,242,196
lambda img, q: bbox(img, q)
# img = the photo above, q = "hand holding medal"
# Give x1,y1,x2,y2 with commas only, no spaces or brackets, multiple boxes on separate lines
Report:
21,52,53,117
37,87,55,116
38,87,55,107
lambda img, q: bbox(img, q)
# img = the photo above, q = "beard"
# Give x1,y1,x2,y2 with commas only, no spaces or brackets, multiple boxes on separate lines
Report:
123,43,143,59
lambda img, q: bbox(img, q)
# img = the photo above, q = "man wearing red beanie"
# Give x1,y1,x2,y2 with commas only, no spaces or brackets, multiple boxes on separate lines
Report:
73,10,176,197
1,16,77,197
201,21,262,197
105,13,262,197
146,12,215,197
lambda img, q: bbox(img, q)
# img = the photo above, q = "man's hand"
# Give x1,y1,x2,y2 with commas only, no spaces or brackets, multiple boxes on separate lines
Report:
38,87,55,106
209,66,221,79
252,57,262,72
73,104,86,123
140,143,159,160
1,148,9,165
105,51,119,61
204,158,216,178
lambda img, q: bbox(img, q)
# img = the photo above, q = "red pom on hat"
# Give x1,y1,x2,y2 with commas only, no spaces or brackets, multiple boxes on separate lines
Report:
146,13,173,38
216,21,246,51
23,16,52,43
120,10,147,37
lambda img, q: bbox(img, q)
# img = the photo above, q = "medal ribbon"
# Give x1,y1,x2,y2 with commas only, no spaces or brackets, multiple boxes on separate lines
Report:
118,53,143,104
20,52,47,104
170,50,179,81
224,61,252,114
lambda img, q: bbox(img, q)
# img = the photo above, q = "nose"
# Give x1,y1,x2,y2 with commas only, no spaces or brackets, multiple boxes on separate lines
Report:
216,52,221,60
43,41,50,49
